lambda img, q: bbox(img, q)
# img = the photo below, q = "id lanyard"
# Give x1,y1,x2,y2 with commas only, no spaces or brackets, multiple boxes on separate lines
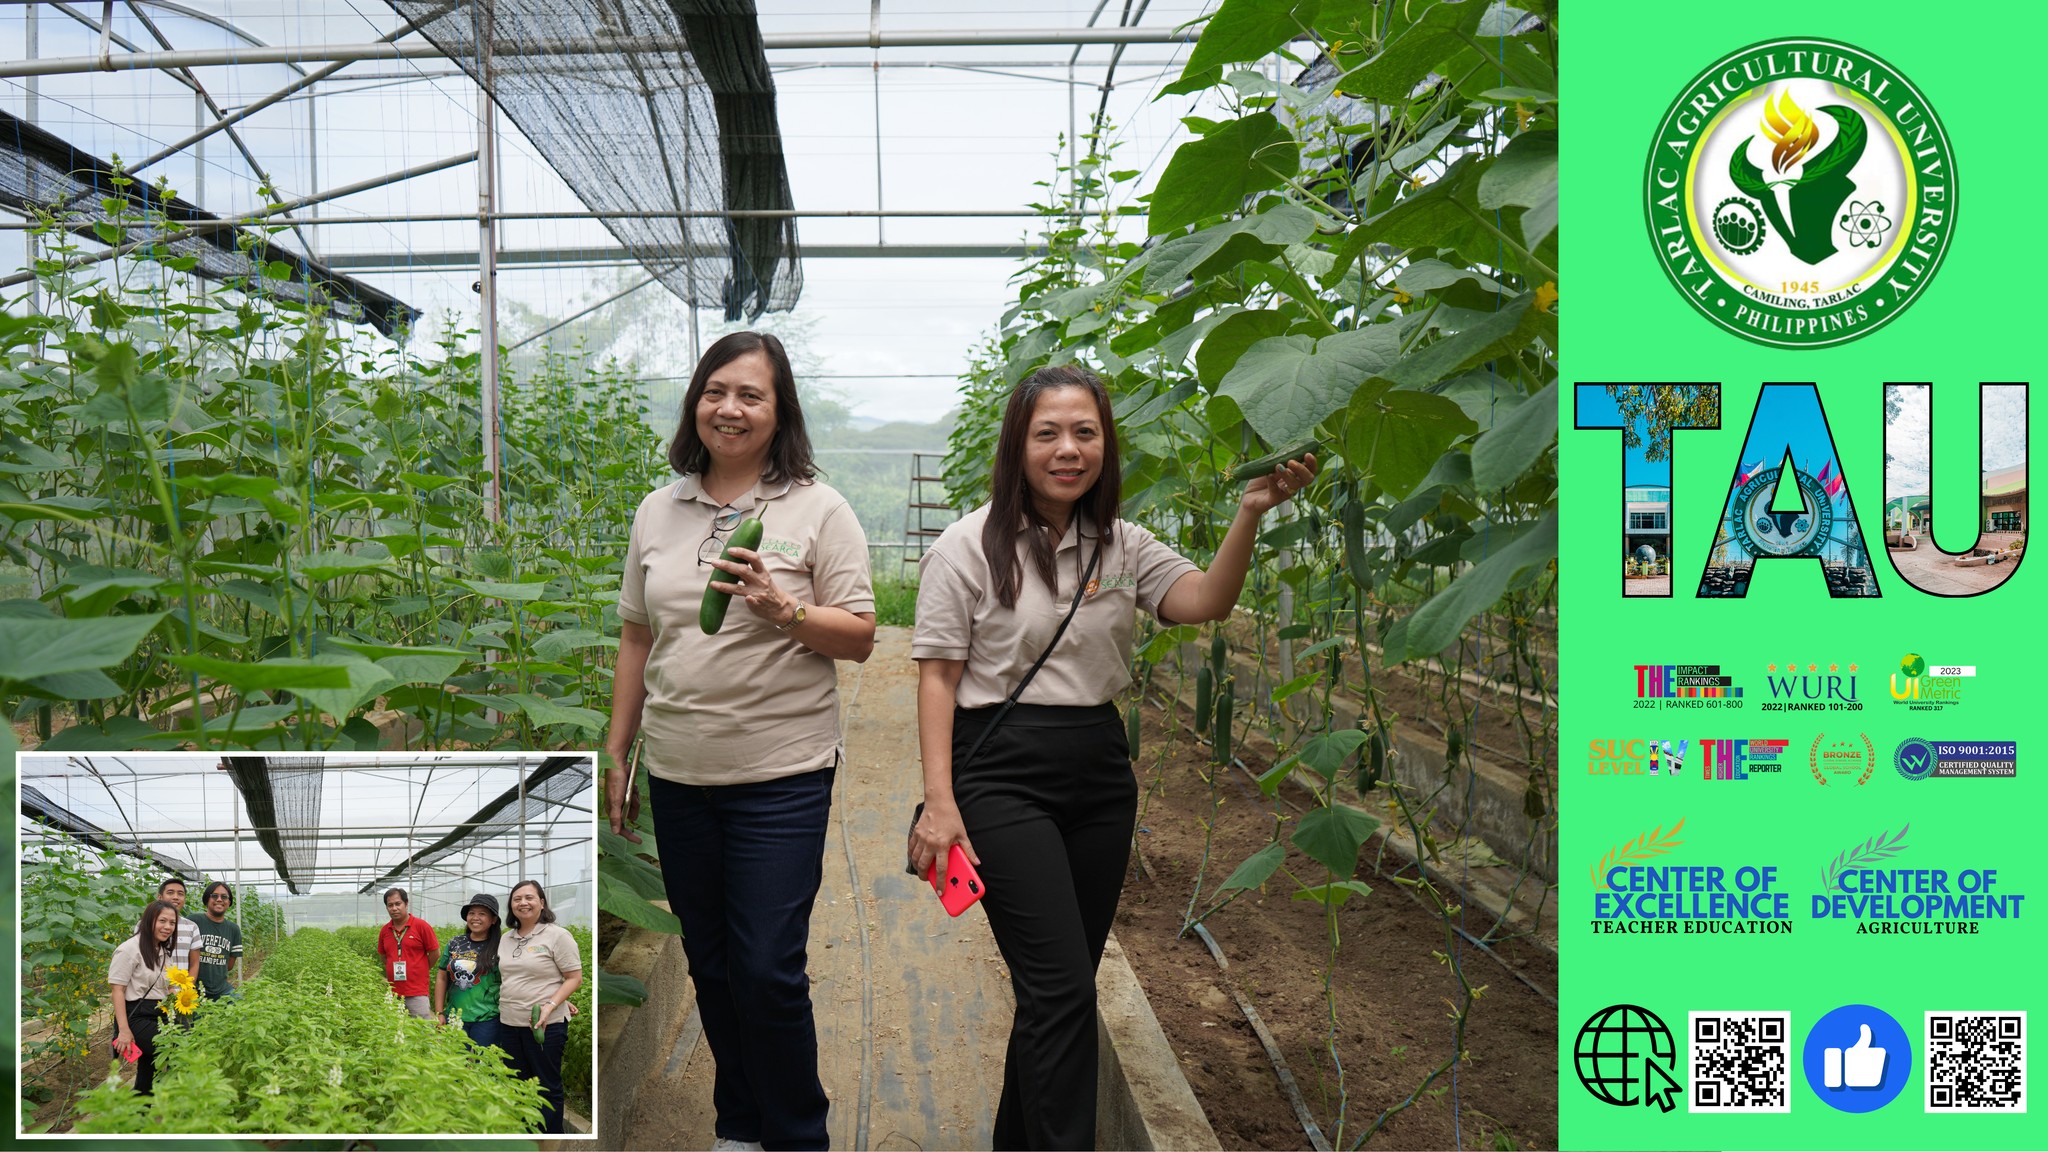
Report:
390,922,411,982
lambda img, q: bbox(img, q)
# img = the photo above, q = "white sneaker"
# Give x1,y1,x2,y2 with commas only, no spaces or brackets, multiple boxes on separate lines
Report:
710,1139,763,1151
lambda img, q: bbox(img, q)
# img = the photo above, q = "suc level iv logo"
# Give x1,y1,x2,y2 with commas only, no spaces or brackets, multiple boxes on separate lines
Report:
1645,38,1954,347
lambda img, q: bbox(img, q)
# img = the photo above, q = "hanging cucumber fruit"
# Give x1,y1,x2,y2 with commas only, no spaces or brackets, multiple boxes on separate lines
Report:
699,518,766,634
1228,438,1322,483
1213,678,1235,765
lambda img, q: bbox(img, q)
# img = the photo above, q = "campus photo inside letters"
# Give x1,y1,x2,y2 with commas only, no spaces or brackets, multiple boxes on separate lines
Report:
15,753,595,1137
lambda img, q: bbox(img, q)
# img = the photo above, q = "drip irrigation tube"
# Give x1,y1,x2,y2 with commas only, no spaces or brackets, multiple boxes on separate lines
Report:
1187,921,1332,1152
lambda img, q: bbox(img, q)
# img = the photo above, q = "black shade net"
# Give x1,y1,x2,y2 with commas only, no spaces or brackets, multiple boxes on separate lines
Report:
357,754,591,894
222,755,325,894
0,111,419,337
388,0,801,320
20,784,197,877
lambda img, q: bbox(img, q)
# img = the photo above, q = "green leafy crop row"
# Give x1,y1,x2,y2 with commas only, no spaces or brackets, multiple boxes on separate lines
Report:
72,926,548,1134
1,170,667,753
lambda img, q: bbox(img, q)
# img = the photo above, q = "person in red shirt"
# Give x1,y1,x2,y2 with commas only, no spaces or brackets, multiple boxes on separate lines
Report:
376,887,439,1018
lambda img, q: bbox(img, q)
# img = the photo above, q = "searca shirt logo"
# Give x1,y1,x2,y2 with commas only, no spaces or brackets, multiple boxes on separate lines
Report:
1645,38,1955,346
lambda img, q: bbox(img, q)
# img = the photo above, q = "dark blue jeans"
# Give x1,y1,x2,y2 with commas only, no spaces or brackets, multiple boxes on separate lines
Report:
462,1014,503,1053
504,1018,568,1133
651,766,835,1151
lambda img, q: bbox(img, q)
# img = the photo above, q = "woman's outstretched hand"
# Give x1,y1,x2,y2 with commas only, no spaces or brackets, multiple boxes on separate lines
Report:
1240,453,1318,516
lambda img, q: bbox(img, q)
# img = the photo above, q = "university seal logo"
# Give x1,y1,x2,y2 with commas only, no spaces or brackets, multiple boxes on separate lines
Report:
1644,38,1955,347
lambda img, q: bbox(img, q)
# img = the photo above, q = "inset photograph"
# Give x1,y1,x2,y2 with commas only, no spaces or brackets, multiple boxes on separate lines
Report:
16,752,595,1139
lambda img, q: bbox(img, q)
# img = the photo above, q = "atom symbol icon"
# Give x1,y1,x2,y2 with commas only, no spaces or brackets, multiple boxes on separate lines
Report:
1839,200,1892,248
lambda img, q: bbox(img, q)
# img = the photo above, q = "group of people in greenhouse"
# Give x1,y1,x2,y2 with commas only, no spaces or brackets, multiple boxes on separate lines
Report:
604,333,1314,1150
105,877,242,1096
377,882,584,1134
106,877,579,1135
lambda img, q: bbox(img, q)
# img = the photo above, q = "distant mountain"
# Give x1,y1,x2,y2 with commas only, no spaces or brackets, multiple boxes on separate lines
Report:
815,410,957,451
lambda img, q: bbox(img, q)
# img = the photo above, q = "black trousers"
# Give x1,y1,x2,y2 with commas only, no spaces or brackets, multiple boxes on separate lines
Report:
123,999,161,1095
504,1018,568,1133
952,702,1137,1151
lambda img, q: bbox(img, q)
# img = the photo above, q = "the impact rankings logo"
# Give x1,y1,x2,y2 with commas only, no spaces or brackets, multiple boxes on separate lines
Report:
1644,37,1954,348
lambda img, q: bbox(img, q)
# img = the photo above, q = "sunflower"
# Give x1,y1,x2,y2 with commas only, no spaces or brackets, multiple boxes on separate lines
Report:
175,987,199,1015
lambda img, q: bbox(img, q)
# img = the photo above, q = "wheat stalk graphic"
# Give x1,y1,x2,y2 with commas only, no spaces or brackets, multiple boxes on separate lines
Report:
1821,823,1911,891
1589,817,1687,890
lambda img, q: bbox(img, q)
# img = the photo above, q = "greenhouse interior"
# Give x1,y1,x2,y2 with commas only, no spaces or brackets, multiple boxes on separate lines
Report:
18,753,596,1134
5,0,1559,1147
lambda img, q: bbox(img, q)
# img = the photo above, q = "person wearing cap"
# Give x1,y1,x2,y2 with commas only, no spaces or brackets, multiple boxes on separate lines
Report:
603,331,876,1152
375,887,439,1018
434,892,506,1051
908,364,1314,1149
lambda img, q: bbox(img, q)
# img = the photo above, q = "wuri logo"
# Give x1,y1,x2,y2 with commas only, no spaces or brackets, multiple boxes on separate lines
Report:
1765,661,1859,703
1645,38,1954,347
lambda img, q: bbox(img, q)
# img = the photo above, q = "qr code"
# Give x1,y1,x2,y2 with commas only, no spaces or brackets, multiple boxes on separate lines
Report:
1688,1011,1790,1112
1926,1012,2026,1113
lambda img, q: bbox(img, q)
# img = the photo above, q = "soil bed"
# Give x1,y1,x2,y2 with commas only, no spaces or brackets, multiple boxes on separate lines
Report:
1114,702,1558,1151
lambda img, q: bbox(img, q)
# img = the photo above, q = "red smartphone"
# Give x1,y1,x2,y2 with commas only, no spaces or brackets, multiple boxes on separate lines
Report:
925,845,988,917
113,1038,140,1064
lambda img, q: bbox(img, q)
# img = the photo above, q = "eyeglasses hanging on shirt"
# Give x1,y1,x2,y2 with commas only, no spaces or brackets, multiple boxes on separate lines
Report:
697,504,746,566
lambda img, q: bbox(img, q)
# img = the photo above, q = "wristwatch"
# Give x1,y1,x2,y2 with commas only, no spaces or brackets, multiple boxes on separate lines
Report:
774,601,807,632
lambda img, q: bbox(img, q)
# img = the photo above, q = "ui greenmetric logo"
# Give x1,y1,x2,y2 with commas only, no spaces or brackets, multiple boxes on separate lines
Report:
1645,38,1955,347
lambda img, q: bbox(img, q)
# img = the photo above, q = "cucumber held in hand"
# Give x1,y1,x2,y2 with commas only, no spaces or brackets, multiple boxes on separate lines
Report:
1228,438,1321,484
699,517,766,634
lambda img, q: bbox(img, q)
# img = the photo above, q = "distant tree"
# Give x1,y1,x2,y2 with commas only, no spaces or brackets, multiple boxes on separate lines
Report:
1605,385,1720,462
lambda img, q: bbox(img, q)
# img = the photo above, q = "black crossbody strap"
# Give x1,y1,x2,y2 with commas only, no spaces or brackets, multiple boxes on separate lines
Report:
957,535,1100,770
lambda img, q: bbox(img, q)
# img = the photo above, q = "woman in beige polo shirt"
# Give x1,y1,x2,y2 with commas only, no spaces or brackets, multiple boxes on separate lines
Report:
909,363,1313,1148
108,899,182,1096
604,330,875,1152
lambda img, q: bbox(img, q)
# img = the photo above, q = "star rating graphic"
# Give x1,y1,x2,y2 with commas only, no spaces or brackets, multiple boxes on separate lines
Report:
1766,661,1858,673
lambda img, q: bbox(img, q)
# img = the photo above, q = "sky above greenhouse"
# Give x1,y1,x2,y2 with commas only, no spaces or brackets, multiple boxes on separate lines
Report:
17,753,594,902
0,1,1233,424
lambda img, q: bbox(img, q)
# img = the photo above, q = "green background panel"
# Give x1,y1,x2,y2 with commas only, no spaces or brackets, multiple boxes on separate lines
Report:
1562,2,2043,1148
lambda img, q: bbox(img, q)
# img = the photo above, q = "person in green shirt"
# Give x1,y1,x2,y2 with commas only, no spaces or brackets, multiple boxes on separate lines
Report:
434,892,504,1051
189,881,243,1000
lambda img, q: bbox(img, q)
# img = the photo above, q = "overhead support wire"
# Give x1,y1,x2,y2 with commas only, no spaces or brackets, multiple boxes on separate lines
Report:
105,4,454,182
0,147,476,291
317,242,1044,269
356,756,590,894
0,208,1083,229
0,26,1200,79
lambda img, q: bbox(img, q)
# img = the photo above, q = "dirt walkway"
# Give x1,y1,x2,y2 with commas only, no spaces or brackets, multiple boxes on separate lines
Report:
616,627,1013,1150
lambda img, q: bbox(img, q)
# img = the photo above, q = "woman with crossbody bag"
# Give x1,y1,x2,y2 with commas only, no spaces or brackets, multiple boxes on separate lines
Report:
908,364,1314,1148
108,900,182,1096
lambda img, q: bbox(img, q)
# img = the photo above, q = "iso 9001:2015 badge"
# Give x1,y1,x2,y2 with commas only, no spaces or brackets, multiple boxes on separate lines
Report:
1644,37,1955,348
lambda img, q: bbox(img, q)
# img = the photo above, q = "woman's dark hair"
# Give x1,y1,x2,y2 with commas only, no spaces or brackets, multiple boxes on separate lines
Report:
982,365,1122,608
466,907,503,978
135,900,179,971
202,880,233,908
506,880,557,930
666,331,817,484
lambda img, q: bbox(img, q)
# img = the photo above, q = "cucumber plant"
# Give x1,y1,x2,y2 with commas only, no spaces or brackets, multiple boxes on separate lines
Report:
947,1,1559,1144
